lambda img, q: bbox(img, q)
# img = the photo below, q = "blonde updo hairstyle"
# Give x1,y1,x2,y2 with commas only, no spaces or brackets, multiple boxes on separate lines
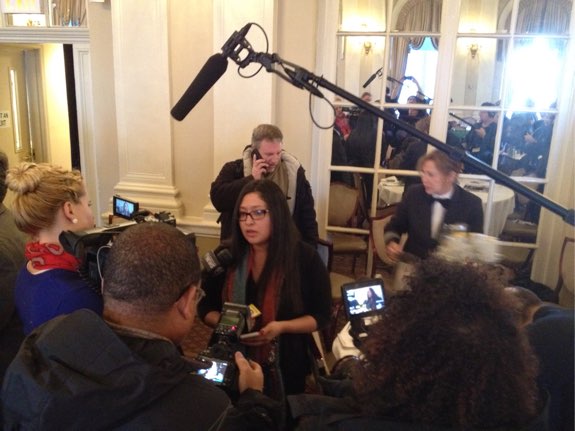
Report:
6,162,86,236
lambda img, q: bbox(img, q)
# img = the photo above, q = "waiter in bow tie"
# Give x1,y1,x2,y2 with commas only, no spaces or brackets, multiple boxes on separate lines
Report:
384,150,484,263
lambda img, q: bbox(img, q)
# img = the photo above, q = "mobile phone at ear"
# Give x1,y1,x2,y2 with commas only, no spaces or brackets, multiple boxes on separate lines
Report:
252,149,262,160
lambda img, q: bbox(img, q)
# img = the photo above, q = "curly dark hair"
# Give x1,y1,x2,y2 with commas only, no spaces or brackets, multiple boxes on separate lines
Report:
353,257,540,429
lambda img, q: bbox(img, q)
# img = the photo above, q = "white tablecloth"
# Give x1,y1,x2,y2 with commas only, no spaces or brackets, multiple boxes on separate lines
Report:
377,179,515,236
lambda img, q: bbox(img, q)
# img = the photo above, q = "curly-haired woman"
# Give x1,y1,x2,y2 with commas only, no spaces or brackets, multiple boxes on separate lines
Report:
289,257,545,430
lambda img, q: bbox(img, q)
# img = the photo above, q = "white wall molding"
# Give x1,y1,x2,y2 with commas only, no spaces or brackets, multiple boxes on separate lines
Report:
111,0,183,215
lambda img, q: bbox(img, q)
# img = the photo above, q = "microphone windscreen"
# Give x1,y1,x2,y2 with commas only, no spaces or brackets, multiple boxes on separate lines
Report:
171,53,228,121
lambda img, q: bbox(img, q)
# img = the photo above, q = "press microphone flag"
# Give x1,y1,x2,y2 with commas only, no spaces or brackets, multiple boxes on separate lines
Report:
171,23,253,121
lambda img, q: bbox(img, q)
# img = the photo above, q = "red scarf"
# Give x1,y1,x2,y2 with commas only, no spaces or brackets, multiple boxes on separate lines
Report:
224,251,283,365
25,242,80,272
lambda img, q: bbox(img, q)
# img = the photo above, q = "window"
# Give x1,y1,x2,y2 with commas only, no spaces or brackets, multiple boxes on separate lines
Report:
322,0,573,274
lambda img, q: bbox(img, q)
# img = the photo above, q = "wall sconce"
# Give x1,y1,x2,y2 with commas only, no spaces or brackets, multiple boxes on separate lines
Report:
469,43,479,59
363,41,372,55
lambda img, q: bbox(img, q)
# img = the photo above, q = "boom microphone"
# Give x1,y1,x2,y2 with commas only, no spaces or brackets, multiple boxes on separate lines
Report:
171,23,254,121
363,67,382,88
170,53,228,121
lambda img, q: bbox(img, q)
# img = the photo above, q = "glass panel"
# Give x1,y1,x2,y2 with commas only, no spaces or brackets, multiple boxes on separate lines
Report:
450,37,505,106
383,108,432,167
500,110,556,178
328,172,370,227
336,35,386,101
340,0,386,32
459,0,512,33
503,38,566,110
391,0,442,33
51,0,86,27
449,107,500,172
499,181,544,243
388,36,437,104
517,0,572,34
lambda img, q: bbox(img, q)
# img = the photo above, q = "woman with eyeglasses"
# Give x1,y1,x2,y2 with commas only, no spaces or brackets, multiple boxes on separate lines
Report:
199,179,331,398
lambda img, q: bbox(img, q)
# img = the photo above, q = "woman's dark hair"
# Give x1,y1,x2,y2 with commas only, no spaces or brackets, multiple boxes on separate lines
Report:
230,179,303,316
353,257,539,429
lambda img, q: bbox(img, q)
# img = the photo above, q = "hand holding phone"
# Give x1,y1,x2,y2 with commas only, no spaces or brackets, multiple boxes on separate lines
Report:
251,149,268,179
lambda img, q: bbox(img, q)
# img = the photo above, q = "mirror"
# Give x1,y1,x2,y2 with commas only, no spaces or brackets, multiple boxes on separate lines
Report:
333,0,569,244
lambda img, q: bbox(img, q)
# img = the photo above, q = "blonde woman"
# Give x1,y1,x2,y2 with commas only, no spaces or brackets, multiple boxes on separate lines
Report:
7,162,101,334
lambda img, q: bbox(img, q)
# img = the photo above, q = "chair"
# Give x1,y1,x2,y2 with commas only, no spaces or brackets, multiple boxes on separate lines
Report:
500,171,539,244
328,182,369,274
555,237,574,307
317,238,355,352
369,203,400,277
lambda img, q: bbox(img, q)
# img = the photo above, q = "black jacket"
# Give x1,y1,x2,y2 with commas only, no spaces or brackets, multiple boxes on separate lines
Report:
210,149,318,245
199,241,331,395
1,309,280,431
384,184,484,259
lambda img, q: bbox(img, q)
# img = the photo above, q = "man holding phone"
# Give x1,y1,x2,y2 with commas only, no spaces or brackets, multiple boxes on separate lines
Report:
211,124,319,245
2,223,280,430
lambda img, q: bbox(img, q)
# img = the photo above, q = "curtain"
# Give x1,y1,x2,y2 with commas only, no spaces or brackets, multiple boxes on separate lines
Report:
515,0,571,34
389,0,442,99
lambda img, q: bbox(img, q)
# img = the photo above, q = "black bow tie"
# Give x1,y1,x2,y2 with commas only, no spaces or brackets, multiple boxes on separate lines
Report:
432,197,451,209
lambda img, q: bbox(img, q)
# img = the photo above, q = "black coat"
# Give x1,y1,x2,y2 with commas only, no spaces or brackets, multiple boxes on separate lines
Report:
384,184,484,259
199,241,332,395
1,309,280,431
210,153,319,246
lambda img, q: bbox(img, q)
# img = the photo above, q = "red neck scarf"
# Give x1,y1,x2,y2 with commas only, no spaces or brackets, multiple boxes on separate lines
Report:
224,250,283,364
25,242,80,272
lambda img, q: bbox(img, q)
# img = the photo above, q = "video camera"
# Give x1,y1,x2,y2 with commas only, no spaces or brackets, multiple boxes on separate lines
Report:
59,224,133,293
196,302,251,392
59,198,181,291
113,195,176,226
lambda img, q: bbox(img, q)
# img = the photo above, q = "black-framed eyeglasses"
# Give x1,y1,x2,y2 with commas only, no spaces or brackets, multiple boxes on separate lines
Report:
238,209,269,222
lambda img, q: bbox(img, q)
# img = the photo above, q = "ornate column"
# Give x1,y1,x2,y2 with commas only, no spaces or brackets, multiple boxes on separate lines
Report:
110,0,183,216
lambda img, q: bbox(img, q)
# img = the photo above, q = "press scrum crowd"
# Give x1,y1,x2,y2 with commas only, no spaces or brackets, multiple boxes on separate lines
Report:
0,124,572,430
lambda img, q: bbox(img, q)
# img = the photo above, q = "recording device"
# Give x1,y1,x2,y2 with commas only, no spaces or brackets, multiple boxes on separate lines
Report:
196,302,251,391
251,148,262,160
171,23,253,121
131,210,177,226
196,357,233,386
113,196,176,226
113,195,139,220
59,225,134,292
341,279,386,347
201,245,234,278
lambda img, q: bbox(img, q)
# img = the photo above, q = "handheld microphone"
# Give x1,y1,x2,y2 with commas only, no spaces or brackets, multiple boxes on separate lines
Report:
170,54,228,121
171,23,253,121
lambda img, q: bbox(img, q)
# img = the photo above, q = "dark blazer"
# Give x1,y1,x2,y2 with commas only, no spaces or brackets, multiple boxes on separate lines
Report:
384,184,484,259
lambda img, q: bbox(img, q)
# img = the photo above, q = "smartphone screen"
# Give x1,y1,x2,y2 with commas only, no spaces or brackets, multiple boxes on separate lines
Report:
197,358,229,384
